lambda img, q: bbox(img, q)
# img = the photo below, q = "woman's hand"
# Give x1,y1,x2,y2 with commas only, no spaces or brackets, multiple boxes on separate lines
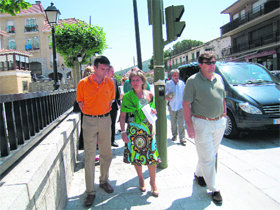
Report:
151,108,157,115
121,132,129,143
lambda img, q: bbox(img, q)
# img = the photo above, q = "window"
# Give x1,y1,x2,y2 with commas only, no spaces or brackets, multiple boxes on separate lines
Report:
251,24,273,46
240,9,245,20
252,0,266,14
196,51,200,58
25,18,38,32
25,36,40,51
8,39,16,49
233,13,239,20
6,20,15,33
22,81,28,91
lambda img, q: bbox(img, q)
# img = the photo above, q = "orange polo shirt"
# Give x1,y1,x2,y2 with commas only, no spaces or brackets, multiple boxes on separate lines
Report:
76,75,115,115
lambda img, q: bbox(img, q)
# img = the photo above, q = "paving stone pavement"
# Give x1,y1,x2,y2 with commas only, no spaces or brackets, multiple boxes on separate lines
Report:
65,115,280,210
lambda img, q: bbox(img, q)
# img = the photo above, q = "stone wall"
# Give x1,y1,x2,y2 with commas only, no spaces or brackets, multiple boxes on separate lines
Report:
0,112,81,210
29,79,75,92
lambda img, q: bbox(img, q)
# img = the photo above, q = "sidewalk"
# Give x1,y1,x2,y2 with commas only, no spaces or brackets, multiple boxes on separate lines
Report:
65,117,280,210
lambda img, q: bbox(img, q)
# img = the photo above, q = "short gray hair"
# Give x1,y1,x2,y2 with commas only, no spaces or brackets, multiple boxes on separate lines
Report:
171,69,179,75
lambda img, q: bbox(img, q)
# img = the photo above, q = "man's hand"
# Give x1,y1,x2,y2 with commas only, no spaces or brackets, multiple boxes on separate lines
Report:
186,124,195,139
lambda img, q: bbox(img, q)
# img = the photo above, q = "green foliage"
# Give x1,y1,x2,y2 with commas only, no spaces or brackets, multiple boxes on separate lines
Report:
171,39,203,55
114,74,122,84
149,39,203,70
0,0,31,16
54,21,106,67
148,56,154,70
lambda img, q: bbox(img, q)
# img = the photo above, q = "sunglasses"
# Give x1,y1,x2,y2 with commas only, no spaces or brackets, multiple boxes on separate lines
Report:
202,61,216,65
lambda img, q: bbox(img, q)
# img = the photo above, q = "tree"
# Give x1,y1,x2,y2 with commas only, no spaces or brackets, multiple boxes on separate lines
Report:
171,39,203,55
0,0,31,16
54,21,106,67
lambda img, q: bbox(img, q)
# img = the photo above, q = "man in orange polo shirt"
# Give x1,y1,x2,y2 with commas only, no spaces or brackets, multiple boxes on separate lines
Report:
77,56,115,207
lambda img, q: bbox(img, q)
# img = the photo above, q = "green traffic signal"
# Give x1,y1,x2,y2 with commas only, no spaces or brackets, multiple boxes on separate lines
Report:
165,5,186,42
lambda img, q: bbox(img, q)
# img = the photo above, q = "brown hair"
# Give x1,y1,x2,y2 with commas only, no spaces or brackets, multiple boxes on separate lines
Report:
198,52,216,64
83,66,94,78
129,70,147,90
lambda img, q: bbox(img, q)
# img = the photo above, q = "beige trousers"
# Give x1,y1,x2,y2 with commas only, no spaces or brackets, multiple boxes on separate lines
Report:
82,115,112,195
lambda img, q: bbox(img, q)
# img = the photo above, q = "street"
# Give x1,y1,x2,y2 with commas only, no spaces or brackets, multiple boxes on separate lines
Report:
217,129,280,204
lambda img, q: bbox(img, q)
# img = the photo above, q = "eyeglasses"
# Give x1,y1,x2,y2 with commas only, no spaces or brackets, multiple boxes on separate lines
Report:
202,61,216,65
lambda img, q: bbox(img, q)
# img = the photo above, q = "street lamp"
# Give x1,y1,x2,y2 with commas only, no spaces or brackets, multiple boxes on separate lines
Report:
45,3,61,90
78,56,82,79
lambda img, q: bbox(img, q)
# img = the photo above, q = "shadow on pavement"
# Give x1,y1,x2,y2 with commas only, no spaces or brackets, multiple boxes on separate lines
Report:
167,179,212,210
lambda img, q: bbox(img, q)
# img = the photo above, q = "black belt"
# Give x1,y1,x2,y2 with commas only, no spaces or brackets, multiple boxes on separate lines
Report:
84,113,110,118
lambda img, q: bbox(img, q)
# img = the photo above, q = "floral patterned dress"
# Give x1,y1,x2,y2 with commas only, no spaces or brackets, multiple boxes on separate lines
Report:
123,97,161,166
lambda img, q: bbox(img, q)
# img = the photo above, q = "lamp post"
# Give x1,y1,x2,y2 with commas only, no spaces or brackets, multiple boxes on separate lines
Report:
78,56,82,79
45,3,61,90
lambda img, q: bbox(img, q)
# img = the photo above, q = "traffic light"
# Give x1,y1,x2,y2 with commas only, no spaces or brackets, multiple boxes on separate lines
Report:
165,5,185,42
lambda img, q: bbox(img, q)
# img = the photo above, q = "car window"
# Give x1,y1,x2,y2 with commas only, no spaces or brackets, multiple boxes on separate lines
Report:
217,63,274,85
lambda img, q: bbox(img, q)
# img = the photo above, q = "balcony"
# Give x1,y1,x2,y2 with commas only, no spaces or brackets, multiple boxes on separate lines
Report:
221,1,280,35
24,24,38,32
230,32,280,54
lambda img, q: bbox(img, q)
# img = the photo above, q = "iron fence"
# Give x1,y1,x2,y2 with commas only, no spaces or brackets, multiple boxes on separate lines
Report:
0,90,76,175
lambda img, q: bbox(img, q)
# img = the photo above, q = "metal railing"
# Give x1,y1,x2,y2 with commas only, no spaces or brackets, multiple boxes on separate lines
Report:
0,90,76,175
230,32,279,54
221,1,280,35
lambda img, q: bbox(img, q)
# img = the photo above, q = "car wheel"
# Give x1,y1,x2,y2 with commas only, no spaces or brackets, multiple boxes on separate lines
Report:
224,112,238,139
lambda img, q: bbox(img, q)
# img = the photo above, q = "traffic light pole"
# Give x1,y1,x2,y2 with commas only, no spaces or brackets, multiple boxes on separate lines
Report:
152,0,168,169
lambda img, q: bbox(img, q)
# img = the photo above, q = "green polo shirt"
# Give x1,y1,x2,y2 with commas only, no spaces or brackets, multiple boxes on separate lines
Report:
183,71,225,119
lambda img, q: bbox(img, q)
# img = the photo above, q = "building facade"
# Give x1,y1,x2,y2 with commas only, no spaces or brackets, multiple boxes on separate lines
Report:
0,1,75,81
169,36,231,69
220,0,280,70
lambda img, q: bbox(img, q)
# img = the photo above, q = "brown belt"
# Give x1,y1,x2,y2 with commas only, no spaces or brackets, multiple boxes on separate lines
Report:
84,112,110,118
193,114,223,121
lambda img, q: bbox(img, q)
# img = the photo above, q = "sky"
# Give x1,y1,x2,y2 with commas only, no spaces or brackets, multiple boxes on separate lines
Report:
29,0,237,72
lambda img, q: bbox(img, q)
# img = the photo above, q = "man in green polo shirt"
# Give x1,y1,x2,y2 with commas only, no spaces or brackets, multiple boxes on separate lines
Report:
183,52,227,205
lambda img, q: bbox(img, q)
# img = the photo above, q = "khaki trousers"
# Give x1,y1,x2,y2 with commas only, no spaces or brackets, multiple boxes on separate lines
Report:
82,115,112,195
192,116,226,192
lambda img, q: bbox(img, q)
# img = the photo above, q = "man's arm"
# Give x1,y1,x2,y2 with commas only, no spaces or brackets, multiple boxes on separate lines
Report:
78,101,84,112
222,99,227,117
182,101,195,139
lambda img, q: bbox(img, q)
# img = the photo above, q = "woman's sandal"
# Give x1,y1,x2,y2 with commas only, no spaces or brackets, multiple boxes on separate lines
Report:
139,186,146,192
151,189,159,197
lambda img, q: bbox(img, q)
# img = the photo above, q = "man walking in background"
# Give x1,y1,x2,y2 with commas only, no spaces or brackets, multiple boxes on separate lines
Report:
166,69,187,145
182,52,227,204
108,65,121,147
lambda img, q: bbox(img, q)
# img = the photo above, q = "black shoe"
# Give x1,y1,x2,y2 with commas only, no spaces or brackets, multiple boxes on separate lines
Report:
180,138,187,145
84,194,95,207
171,136,177,141
111,141,119,147
212,191,223,204
100,182,114,193
194,174,206,187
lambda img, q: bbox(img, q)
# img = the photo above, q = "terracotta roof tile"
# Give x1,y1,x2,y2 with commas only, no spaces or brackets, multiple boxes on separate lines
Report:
42,18,84,32
0,49,33,56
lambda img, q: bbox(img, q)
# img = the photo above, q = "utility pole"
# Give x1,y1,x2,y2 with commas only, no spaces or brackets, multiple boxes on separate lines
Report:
148,0,186,169
133,0,142,70
151,0,167,169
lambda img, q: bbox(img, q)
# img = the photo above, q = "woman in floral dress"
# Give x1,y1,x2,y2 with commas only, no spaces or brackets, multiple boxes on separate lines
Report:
119,70,161,197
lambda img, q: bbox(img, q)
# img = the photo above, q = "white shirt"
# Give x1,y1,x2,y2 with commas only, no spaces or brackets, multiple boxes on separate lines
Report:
165,79,185,111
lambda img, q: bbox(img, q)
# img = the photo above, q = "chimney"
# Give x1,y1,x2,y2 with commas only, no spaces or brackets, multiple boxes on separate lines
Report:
36,1,41,5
